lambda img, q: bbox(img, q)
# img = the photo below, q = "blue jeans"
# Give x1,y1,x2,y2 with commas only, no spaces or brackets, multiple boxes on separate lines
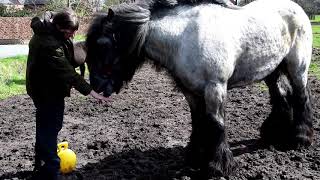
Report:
33,98,64,180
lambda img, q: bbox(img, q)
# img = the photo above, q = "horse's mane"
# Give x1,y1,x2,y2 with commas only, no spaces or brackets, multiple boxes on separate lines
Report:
87,0,215,55
111,0,218,54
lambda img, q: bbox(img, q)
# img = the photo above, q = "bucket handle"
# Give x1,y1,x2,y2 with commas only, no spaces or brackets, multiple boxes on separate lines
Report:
57,141,69,152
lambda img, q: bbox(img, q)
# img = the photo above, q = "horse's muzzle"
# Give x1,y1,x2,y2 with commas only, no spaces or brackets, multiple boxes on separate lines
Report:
89,74,114,97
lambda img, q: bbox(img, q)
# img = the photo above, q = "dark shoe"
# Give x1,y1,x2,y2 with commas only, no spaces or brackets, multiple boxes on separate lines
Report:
27,169,58,180
26,170,41,180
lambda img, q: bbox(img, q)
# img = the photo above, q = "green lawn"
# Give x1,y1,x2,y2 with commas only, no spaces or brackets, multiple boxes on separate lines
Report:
74,34,86,41
310,15,320,23
0,56,27,100
312,25,320,48
309,63,320,79
311,19,320,79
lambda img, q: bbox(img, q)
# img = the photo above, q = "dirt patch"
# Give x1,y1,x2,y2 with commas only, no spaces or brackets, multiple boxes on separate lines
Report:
0,63,320,180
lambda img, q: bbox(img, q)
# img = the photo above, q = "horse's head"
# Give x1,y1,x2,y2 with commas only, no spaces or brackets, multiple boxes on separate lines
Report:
85,9,122,97
86,6,149,97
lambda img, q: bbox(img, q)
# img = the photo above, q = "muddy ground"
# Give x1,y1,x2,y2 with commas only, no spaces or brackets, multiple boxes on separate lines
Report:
0,59,320,179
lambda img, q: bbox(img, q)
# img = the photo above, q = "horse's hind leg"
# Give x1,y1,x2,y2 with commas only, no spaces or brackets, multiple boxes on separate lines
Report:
282,19,313,148
286,58,313,148
261,65,294,148
262,57,313,149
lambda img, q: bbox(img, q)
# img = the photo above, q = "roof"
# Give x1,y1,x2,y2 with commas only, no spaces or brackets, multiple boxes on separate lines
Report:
0,0,49,5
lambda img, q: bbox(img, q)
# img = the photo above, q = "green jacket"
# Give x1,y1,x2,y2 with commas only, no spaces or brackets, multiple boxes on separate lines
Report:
26,15,92,101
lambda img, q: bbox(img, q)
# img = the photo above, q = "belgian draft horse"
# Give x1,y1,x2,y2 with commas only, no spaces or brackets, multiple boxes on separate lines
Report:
85,0,313,177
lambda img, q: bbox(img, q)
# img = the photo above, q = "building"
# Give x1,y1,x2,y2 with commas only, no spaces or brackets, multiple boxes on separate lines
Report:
0,0,49,9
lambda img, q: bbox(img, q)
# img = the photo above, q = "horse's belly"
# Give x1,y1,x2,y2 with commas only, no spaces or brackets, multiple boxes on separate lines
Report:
227,55,284,89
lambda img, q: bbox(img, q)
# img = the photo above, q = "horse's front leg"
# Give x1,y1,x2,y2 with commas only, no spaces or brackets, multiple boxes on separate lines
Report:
181,89,206,170
201,82,234,177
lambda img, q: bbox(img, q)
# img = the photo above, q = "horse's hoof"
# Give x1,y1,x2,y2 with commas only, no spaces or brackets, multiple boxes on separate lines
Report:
294,135,312,149
260,123,292,147
206,148,235,177
185,145,202,169
260,110,293,148
293,125,313,148
294,128,313,148
185,155,201,170
204,161,236,178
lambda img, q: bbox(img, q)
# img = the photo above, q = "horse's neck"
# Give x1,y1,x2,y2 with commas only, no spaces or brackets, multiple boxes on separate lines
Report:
143,33,179,71
143,9,196,70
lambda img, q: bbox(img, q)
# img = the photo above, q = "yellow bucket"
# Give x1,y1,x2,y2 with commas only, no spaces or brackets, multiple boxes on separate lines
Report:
57,141,77,174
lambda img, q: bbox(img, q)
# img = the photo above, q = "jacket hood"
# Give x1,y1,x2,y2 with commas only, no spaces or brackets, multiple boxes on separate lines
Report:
31,11,63,38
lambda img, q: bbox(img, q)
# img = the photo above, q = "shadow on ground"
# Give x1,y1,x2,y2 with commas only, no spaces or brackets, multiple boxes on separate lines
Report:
0,138,265,180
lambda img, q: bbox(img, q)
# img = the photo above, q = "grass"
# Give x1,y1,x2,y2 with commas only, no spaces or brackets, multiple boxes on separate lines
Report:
0,55,27,100
310,15,320,23
309,63,320,79
312,25,320,48
312,23,320,79
74,34,86,41
256,82,269,92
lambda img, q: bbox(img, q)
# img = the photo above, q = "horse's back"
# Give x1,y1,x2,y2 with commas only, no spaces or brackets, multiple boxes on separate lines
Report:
228,0,312,88
243,0,311,37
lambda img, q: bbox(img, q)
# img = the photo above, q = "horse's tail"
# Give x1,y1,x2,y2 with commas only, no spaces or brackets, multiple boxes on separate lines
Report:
285,1,312,53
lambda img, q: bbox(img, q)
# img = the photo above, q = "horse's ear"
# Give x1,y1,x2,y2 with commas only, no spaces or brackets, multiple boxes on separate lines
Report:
107,9,114,20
